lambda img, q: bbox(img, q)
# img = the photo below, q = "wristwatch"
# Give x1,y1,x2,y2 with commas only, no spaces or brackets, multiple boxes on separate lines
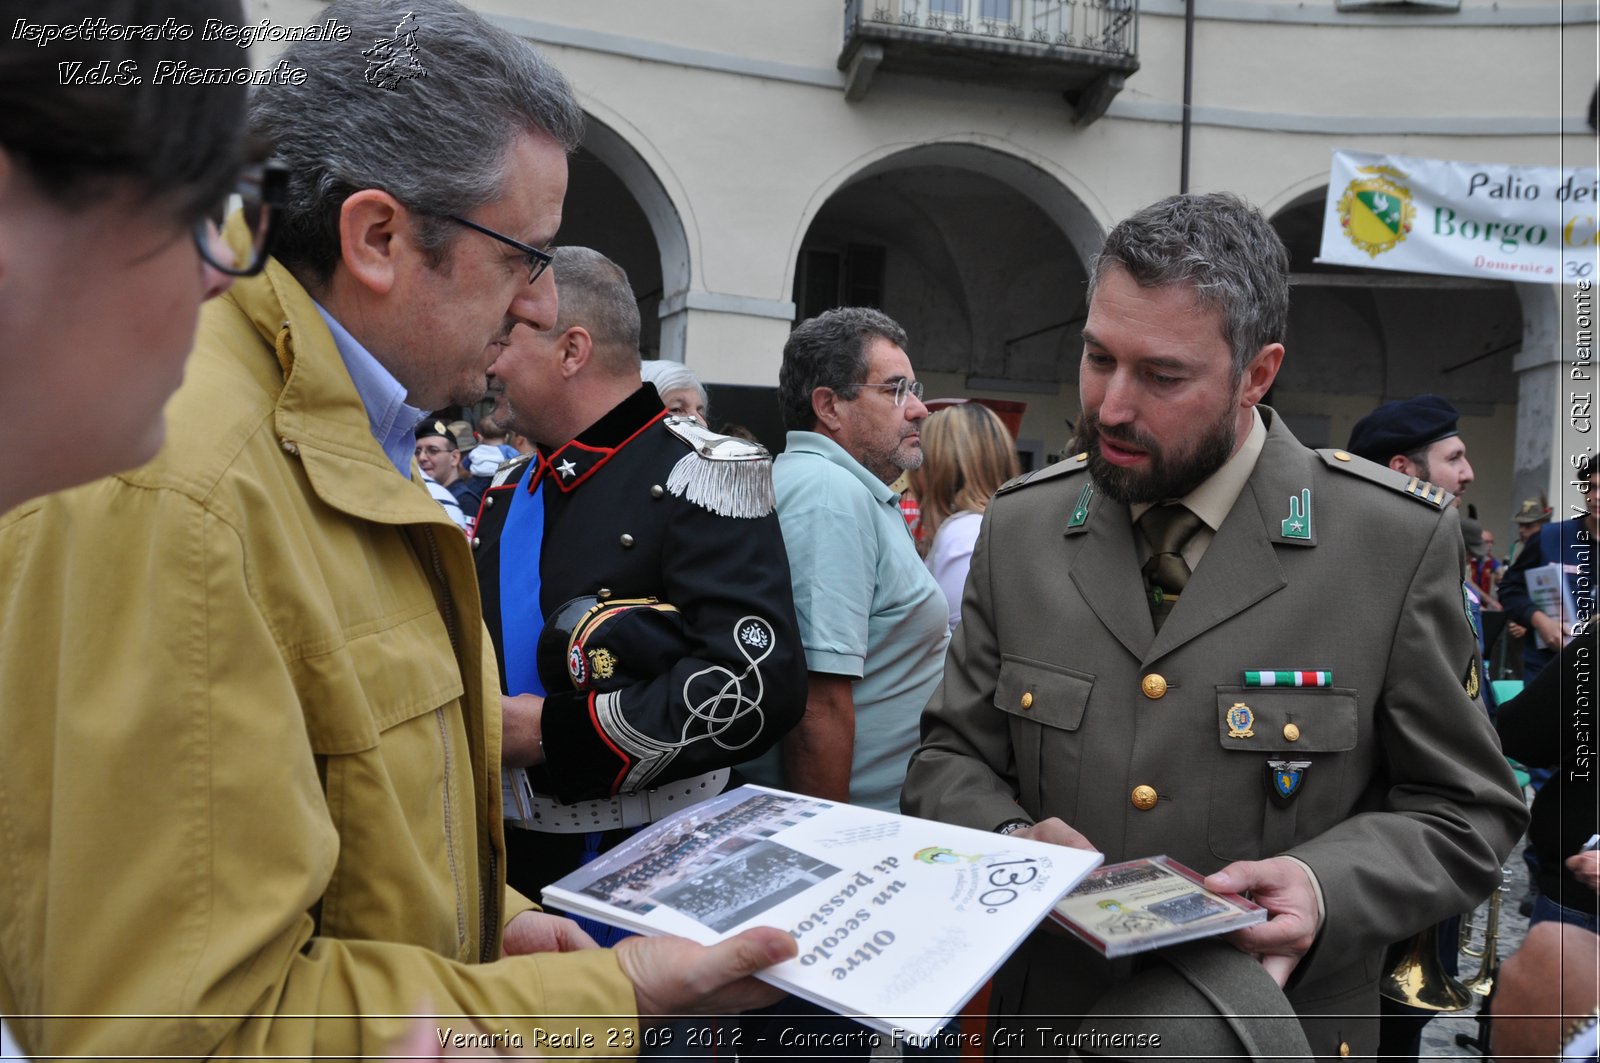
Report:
995,818,1032,836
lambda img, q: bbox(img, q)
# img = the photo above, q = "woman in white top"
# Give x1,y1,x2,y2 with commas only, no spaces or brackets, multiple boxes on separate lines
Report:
912,402,1020,630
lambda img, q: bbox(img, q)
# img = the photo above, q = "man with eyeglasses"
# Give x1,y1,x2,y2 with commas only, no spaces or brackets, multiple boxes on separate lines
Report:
740,306,946,814
0,1,795,1059
1,1,259,1057
415,420,484,524
735,307,949,1054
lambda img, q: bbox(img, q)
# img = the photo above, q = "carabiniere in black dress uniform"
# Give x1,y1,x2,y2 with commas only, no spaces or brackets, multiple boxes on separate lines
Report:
473,384,805,904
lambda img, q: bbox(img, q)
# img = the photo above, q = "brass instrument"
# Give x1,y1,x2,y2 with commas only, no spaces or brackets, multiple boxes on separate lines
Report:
1457,870,1508,996
1379,924,1473,1011
1380,865,1509,1011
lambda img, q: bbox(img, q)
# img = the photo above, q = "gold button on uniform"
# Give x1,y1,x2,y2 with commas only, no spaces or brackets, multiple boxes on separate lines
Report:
1334,451,1352,462
1020,691,1034,710
1283,723,1301,742
1339,1042,1350,1057
1141,674,1168,699
1131,785,1158,810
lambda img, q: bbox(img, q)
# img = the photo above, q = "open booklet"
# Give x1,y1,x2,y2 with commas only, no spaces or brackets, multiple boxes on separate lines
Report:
1050,855,1267,958
542,785,1103,1044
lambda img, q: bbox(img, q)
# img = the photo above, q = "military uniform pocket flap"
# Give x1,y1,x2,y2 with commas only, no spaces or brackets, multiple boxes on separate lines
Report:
995,655,1094,731
1213,686,1358,753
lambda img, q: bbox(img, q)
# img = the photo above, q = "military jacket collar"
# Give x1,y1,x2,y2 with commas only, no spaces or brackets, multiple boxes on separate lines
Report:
1069,408,1316,665
533,385,668,494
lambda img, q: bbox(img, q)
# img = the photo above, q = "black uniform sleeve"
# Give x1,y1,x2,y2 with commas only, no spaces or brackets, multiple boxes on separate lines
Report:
540,497,805,802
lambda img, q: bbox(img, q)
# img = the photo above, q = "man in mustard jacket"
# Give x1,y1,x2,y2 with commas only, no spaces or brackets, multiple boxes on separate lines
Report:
0,2,791,1058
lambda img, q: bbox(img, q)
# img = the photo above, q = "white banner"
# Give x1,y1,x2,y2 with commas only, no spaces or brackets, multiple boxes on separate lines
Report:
1319,150,1598,285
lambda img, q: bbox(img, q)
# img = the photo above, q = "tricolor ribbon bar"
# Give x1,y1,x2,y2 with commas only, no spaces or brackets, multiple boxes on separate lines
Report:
1244,670,1332,688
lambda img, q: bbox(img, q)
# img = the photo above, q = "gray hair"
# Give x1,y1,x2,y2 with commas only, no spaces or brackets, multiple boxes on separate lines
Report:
778,307,909,431
640,359,708,411
1089,192,1290,378
551,246,642,374
249,0,585,286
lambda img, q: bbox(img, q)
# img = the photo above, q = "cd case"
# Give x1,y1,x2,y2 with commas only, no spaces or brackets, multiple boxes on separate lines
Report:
1049,855,1267,958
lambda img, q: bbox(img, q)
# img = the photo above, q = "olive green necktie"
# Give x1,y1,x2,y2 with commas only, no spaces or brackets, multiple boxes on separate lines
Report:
1138,504,1204,631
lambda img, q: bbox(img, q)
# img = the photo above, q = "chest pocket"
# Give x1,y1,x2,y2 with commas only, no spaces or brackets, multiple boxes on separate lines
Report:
1209,686,1359,862
290,606,471,957
994,655,1094,820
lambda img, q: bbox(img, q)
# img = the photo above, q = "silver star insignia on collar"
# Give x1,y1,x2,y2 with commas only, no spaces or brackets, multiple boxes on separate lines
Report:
556,458,578,479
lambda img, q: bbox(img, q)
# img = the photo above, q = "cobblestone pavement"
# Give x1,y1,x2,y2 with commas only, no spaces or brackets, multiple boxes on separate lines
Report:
1418,839,1532,1059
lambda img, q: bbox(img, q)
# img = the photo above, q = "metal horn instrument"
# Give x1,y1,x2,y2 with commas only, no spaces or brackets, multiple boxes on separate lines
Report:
1379,924,1473,1012
1457,868,1508,996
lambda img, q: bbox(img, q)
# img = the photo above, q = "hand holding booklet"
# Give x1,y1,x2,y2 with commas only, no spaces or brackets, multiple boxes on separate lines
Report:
541,785,1103,1043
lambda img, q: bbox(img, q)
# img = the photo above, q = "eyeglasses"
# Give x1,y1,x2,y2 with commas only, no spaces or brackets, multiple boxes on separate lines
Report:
444,214,554,286
849,378,925,408
191,159,290,278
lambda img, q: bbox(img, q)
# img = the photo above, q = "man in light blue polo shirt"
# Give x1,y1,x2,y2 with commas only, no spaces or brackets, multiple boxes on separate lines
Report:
739,307,949,814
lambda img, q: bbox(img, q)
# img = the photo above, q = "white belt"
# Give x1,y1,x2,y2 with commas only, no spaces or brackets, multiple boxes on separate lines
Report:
502,767,730,834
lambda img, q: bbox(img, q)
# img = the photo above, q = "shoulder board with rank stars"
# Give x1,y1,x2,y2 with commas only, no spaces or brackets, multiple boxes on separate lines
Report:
662,415,776,519
995,450,1090,497
1315,448,1452,510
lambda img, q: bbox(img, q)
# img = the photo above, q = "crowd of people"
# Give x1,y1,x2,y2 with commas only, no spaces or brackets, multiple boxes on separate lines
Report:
0,1,1589,1060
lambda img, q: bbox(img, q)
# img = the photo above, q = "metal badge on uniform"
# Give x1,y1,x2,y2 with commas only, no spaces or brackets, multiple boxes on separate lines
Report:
1464,657,1481,700
1226,702,1255,739
1280,488,1312,539
1266,759,1312,807
1067,482,1095,529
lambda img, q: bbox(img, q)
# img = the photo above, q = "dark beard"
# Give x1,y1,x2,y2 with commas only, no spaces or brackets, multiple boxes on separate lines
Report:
1079,407,1238,505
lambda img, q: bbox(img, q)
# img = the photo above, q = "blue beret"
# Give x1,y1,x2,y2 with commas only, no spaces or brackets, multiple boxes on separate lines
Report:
1346,395,1461,464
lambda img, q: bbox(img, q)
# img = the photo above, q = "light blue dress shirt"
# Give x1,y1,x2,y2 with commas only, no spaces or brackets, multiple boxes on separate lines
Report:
312,301,429,477
739,431,949,812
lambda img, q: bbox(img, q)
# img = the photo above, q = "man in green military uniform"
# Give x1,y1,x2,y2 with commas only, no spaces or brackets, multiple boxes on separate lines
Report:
901,193,1527,1060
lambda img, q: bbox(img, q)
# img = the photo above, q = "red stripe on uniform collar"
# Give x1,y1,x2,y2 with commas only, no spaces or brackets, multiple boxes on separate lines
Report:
541,407,668,494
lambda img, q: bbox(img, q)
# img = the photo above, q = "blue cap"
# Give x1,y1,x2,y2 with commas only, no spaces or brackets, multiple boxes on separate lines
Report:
1347,395,1461,464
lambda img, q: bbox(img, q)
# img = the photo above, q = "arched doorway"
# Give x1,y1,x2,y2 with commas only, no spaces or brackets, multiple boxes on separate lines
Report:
789,143,1100,466
555,115,691,363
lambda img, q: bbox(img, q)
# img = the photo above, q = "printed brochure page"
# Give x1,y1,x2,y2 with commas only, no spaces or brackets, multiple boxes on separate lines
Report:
542,785,1103,1043
1050,855,1267,958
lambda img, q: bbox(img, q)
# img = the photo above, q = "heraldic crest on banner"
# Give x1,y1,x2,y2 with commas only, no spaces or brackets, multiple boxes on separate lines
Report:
1337,165,1416,258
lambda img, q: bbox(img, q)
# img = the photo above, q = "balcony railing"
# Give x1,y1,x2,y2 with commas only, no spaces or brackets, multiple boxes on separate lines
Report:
845,0,1137,61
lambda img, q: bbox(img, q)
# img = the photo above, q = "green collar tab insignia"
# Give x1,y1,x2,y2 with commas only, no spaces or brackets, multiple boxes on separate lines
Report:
1226,702,1256,739
1244,670,1332,688
1281,488,1312,539
1067,482,1095,529
1266,759,1312,808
